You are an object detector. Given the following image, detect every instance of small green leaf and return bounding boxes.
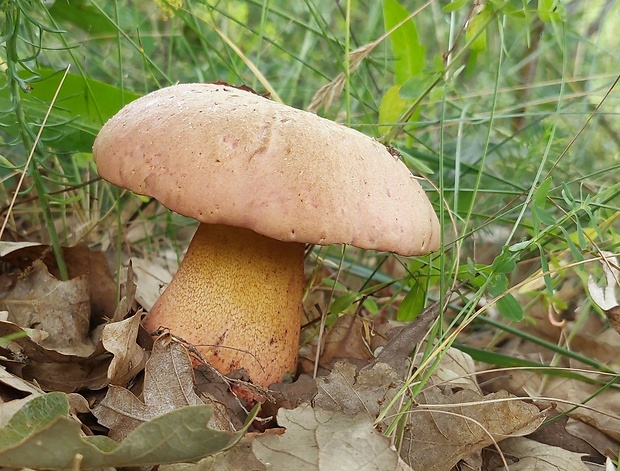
[73,151,93,169]
[442,0,470,13]
[533,177,553,208]
[490,247,517,274]
[496,294,524,321]
[560,182,575,206]
[382,0,426,84]
[537,0,567,23]
[362,297,379,315]
[379,85,410,134]
[0,155,24,170]
[503,3,528,18]
[532,178,555,231]
[559,227,584,264]
[537,244,554,296]
[509,239,531,253]
[49,0,117,35]
[331,292,359,315]
[397,282,425,322]
[533,205,557,226]
[466,5,493,51]
[462,258,489,288]
[575,218,587,249]
[399,148,434,174]
[582,204,603,241]
[399,71,442,101]
[488,274,523,321]
[488,273,508,297]
[321,278,348,292]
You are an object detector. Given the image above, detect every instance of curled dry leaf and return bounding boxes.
[373,301,442,375]
[130,256,175,311]
[431,346,480,392]
[0,241,42,257]
[102,263,148,385]
[298,314,375,377]
[308,42,381,113]
[111,261,138,323]
[0,311,146,393]
[0,318,110,392]
[0,364,43,397]
[588,251,620,334]
[101,312,147,386]
[94,335,235,442]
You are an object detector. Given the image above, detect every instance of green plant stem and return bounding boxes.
[5,6,69,280]
[344,0,351,125]
[473,314,617,374]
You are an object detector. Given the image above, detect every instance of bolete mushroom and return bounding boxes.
[93,83,440,387]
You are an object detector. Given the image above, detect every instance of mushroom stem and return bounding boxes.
[143,223,305,387]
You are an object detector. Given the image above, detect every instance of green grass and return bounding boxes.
[1,0,619,463]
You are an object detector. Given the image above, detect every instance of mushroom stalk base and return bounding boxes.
[143,223,306,387]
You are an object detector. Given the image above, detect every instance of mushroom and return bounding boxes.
[93,83,440,388]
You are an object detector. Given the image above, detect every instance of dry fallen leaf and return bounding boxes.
[314,351,544,471]
[0,364,43,397]
[314,361,402,418]
[403,388,544,471]
[428,346,481,392]
[526,414,605,461]
[0,247,150,393]
[0,242,116,324]
[252,404,413,471]
[493,371,620,442]
[373,301,441,375]
[101,263,151,385]
[565,419,619,462]
[130,256,176,311]
[319,314,374,366]
[101,312,147,386]
[492,437,591,470]
[0,260,93,357]
[0,309,150,393]
[0,241,42,257]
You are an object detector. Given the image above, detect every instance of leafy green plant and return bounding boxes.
[0,392,258,469]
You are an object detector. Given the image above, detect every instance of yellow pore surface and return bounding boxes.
[143,223,306,387]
